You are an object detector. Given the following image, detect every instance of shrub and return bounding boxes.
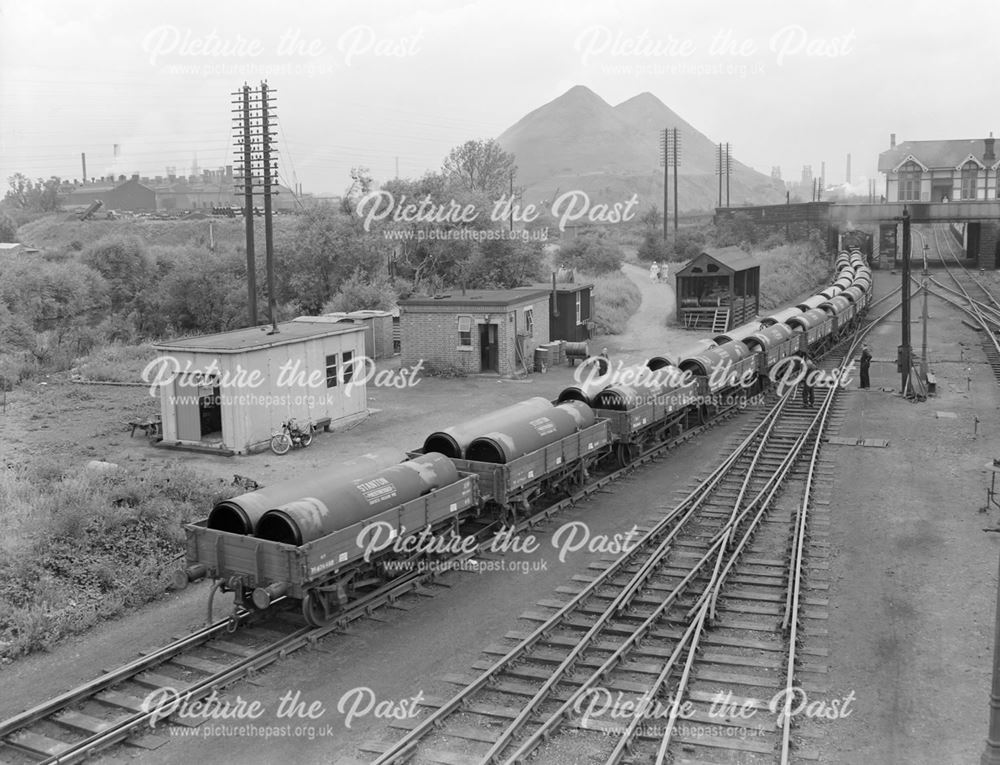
[557,232,624,274]
[637,230,670,262]
[0,461,232,659]
[324,272,398,313]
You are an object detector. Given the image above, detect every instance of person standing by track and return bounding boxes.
[859,345,873,389]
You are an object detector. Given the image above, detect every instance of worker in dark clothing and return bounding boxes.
[798,352,817,407]
[859,345,873,389]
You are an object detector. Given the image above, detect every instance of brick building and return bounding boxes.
[399,289,551,376]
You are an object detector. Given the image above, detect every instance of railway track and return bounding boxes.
[353,302,898,765]
[916,225,1000,384]
[0,395,753,765]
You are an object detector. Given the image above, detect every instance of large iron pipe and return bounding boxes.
[207,448,407,535]
[465,401,596,464]
[256,452,459,546]
[422,397,554,459]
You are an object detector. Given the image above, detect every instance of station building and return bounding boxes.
[879,134,999,203]
[398,289,551,377]
[151,322,367,455]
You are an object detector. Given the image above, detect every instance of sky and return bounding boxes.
[1,0,997,198]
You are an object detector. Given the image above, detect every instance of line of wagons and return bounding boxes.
[178,250,873,626]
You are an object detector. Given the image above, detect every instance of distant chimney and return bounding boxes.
[890,133,896,149]
[131,173,139,181]
[225,165,233,179]
[985,133,996,163]
[846,153,851,184]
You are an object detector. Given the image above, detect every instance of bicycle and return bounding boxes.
[269,419,313,455]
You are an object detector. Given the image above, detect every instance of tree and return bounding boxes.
[283,208,387,314]
[557,231,624,275]
[81,235,154,313]
[637,230,670,262]
[442,139,517,200]
[0,210,16,242]
[465,238,545,289]
[4,173,61,212]
[341,166,374,217]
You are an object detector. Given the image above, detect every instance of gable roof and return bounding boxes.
[677,247,759,277]
[878,138,997,172]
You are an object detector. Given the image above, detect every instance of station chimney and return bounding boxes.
[846,153,851,184]
[986,133,996,163]
[81,153,87,184]
[890,133,896,149]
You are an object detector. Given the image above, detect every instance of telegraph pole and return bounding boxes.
[671,128,680,234]
[717,143,723,207]
[232,81,278,332]
[898,207,911,393]
[232,84,257,326]
[725,142,731,208]
[659,128,668,242]
[260,80,278,334]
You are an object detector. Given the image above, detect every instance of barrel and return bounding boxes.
[465,401,596,464]
[207,447,406,535]
[564,341,589,359]
[255,452,459,546]
[422,397,554,459]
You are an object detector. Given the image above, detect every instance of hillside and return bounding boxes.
[498,86,785,213]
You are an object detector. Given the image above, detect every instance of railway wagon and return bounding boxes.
[679,340,760,397]
[182,472,479,626]
[819,295,856,336]
[412,419,610,516]
[786,308,835,352]
[589,377,699,465]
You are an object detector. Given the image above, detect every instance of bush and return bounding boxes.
[637,230,670,262]
[557,232,624,274]
[324,272,398,313]
[589,271,641,335]
[0,209,17,242]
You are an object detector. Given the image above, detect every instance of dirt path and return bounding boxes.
[602,262,714,366]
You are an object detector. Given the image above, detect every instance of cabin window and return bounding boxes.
[342,350,354,384]
[457,316,473,348]
[325,354,338,388]
[523,307,534,337]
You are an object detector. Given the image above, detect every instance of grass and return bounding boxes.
[589,271,641,335]
[756,242,833,310]
[0,459,231,659]
[73,342,158,383]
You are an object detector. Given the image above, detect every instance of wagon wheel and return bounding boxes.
[615,442,636,468]
[301,590,332,628]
